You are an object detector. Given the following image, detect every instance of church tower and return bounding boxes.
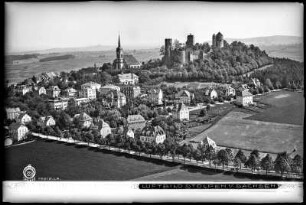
[114,35,124,70]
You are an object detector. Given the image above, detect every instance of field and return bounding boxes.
[247,90,305,125]
[5,48,161,84]
[186,91,304,156]
[5,139,177,181]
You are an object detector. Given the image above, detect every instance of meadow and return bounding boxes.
[187,91,304,157]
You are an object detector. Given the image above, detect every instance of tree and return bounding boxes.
[225,148,234,167]
[233,157,242,172]
[205,145,216,167]
[157,143,166,159]
[245,154,259,172]
[235,149,247,170]
[291,154,303,174]
[274,154,291,177]
[250,149,260,159]
[54,126,63,139]
[260,154,273,175]
[275,80,282,89]
[217,149,229,170]
[265,78,274,90]
[199,109,207,117]
[193,149,202,164]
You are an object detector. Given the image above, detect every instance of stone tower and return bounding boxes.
[164,38,172,67]
[212,34,216,47]
[186,34,194,48]
[114,35,124,69]
[216,32,224,48]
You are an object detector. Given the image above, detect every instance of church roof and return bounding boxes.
[123,54,140,66]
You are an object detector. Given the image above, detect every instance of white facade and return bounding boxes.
[49,99,69,110]
[148,89,163,105]
[118,73,139,85]
[140,134,166,144]
[38,87,46,95]
[16,85,31,95]
[40,116,56,126]
[173,103,189,121]
[9,124,29,142]
[126,129,134,138]
[79,87,96,100]
[6,108,21,120]
[236,90,253,107]
[75,98,90,106]
[17,113,32,124]
[81,81,101,91]
[97,120,112,138]
[47,86,61,98]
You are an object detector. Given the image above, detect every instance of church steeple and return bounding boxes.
[118,34,121,48]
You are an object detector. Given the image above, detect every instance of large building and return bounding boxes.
[99,84,120,95]
[175,90,194,105]
[79,87,96,100]
[74,112,93,128]
[9,123,29,142]
[148,88,163,105]
[120,85,141,101]
[47,86,61,98]
[172,102,189,121]
[127,114,146,131]
[140,124,166,144]
[106,90,127,108]
[6,107,21,120]
[123,54,141,69]
[236,89,253,107]
[81,81,101,91]
[118,73,139,85]
[113,35,124,70]
[212,32,224,48]
[48,98,69,110]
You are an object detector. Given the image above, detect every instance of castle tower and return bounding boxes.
[186,34,194,48]
[212,34,216,47]
[164,38,172,67]
[114,35,124,69]
[216,32,224,48]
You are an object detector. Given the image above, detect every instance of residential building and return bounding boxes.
[79,87,96,100]
[205,88,218,100]
[127,114,146,131]
[140,124,166,144]
[75,98,90,106]
[120,85,141,101]
[251,78,262,88]
[6,107,21,120]
[172,103,189,121]
[94,119,112,138]
[9,123,29,142]
[125,128,134,138]
[225,85,236,97]
[64,87,78,98]
[39,116,56,127]
[15,85,32,95]
[148,88,163,105]
[47,86,61,98]
[81,81,101,91]
[106,90,127,108]
[118,73,139,85]
[38,87,46,95]
[175,90,194,105]
[74,112,93,128]
[17,113,32,124]
[236,89,253,107]
[49,98,69,110]
[99,84,120,95]
[201,135,217,149]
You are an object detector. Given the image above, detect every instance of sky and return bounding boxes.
[5,1,304,53]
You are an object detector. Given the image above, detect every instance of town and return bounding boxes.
[4,32,304,181]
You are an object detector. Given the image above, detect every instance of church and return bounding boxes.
[113,35,141,70]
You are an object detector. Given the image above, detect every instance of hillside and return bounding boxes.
[225,35,303,46]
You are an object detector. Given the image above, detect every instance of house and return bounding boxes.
[205,88,218,100]
[38,87,46,95]
[17,113,32,124]
[172,102,189,121]
[74,98,90,106]
[201,135,217,149]
[9,123,29,142]
[148,88,163,105]
[251,78,262,88]
[47,86,61,98]
[81,81,101,91]
[123,54,141,69]
[74,112,93,128]
[39,116,56,127]
[6,107,21,120]
[140,124,166,144]
[99,84,120,95]
[79,87,96,100]
[118,73,139,85]
[105,90,127,108]
[48,98,69,110]
[64,87,78,98]
[127,114,146,131]
[120,85,141,101]
[94,119,112,138]
[225,85,236,97]
[15,85,32,95]
[125,128,134,138]
[175,90,194,105]
[236,89,253,107]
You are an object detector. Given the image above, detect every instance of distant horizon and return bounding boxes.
[6,2,303,54]
[7,34,303,54]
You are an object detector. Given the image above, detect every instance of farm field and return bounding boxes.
[5,140,177,181]
[191,111,303,156]
[246,90,304,125]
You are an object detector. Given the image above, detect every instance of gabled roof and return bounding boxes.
[96,119,110,130]
[176,90,192,98]
[123,54,140,66]
[18,113,30,120]
[201,135,217,148]
[127,114,145,123]
[65,87,77,92]
[74,112,92,122]
[6,107,21,113]
[49,85,60,91]
[118,73,139,79]
[237,89,253,97]
[9,122,27,130]
[141,125,165,137]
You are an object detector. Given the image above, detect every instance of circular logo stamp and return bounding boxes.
[23,164,36,180]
